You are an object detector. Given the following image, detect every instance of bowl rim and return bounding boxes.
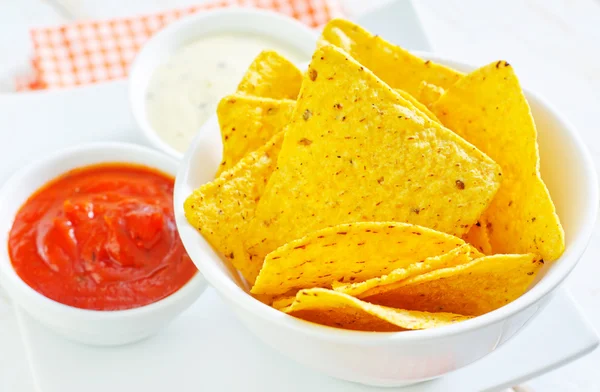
[175,52,599,344]
[128,6,319,160]
[0,142,206,321]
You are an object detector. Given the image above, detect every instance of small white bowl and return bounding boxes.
[174,55,598,386]
[0,143,207,346]
[129,7,318,160]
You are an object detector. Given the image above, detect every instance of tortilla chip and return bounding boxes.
[280,288,472,331]
[184,132,284,283]
[462,219,492,255]
[319,19,463,97]
[417,81,446,108]
[272,295,296,310]
[218,89,435,177]
[394,88,440,123]
[432,61,564,261]
[236,50,302,99]
[251,222,466,296]
[244,45,502,266]
[332,244,473,298]
[363,254,543,316]
[216,95,294,175]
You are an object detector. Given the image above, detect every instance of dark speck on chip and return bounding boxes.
[303,109,312,121]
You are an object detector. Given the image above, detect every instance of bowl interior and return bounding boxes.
[174,54,598,336]
[0,143,205,318]
[129,8,317,158]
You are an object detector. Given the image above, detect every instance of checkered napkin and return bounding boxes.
[18,0,343,91]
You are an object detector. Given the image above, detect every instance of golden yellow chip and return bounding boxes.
[216,95,294,175]
[319,19,463,97]
[236,50,302,99]
[220,85,435,178]
[469,245,485,259]
[279,288,472,332]
[185,132,284,284]
[363,254,543,316]
[332,244,473,298]
[394,88,440,123]
[417,81,446,108]
[432,61,565,261]
[462,219,492,255]
[251,222,465,296]
[244,45,502,266]
[272,295,296,310]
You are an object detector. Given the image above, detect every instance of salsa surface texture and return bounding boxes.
[9,164,197,310]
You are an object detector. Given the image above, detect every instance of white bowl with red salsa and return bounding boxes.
[0,143,206,346]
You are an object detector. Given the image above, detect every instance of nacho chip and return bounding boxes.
[394,88,440,123]
[363,254,543,316]
[319,19,463,97]
[184,132,284,283]
[251,222,466,296]
[236,50,302,99]
[216,95,294,175]
[244,45,502,266]
[432,61,564,261]
[332,244,473,298]
[280,288,471,331]
[468,245,485,259]
[417,81,446,108]
[272,295,296,310]
[218,87,435,177]
[462,219,492,255]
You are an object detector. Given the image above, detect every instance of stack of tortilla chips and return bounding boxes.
[184,19,564,332]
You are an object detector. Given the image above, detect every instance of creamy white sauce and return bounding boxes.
[145,33,306,153]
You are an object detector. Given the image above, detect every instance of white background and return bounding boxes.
[0,0,599,390]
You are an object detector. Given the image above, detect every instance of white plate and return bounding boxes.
[12,287,600,392]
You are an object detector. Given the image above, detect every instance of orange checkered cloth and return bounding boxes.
[18,0,343,91]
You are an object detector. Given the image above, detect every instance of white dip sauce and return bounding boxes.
[145,33,306,153]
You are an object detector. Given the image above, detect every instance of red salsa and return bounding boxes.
[8,164,197,310]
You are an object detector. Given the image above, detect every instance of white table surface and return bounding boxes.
[1,0,599,391]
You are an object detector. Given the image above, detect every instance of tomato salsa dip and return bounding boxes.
[8,163,197,311]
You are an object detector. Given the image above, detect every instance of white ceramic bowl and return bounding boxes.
[174,55,598,387]
[0,143,207,346]
[129,7,318,160]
